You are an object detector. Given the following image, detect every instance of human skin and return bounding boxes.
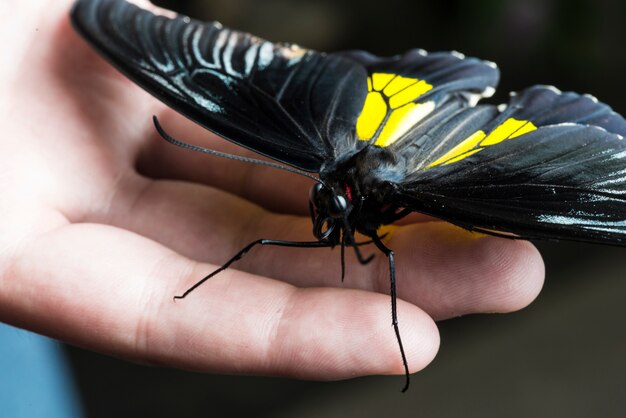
[0,0,544,381]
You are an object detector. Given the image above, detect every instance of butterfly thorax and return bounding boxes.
[310,145,408,242]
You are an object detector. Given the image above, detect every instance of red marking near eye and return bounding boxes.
[345,185,353,202]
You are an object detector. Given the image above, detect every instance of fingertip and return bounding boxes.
[269,288,440,380]
[392,223,546,318]
[339,292,440,377]
[479,238,545,313]
[402,301,440,374]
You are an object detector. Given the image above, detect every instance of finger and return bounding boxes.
[0,222,439,379]
[105,176,545,320]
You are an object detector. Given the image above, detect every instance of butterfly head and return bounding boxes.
[308,183,352,243]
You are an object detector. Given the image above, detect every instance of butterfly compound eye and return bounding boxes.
[329,195,348,218]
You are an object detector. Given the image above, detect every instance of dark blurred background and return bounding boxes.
[65,0,626,416]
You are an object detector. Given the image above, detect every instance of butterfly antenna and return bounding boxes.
[153,116,325,185]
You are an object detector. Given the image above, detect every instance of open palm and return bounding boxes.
[0,0,544,382]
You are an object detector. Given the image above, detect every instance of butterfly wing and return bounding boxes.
[393,86,626,244]
[71,0,366,171]
[71,0,500,172]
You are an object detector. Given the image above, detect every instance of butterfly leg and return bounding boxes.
[372,234,410,393]
[340,232,385,282]
[340,238,346,282]
[174,239,333,300]
[341,218,375,265]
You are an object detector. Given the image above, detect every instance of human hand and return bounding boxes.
[0,0,544,382]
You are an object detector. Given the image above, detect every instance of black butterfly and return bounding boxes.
[71,0,626,391]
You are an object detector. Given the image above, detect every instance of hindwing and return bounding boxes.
[394,86,626,244]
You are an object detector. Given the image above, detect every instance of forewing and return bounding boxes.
[72,0,503,171]
[71,0,368,171]
[395,86,626,244]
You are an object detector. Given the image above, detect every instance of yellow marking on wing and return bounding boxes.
[481,118,537,146]
[383,76,418,96]
[375,102,436,147]
[356,92,387,140]
[509,120,537,138]
[357,73,434,144]
[443,149,483,165]
[427,131,486,168]
[389,80,433,109]
[426,118,538,169]
[372,73,396,91]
